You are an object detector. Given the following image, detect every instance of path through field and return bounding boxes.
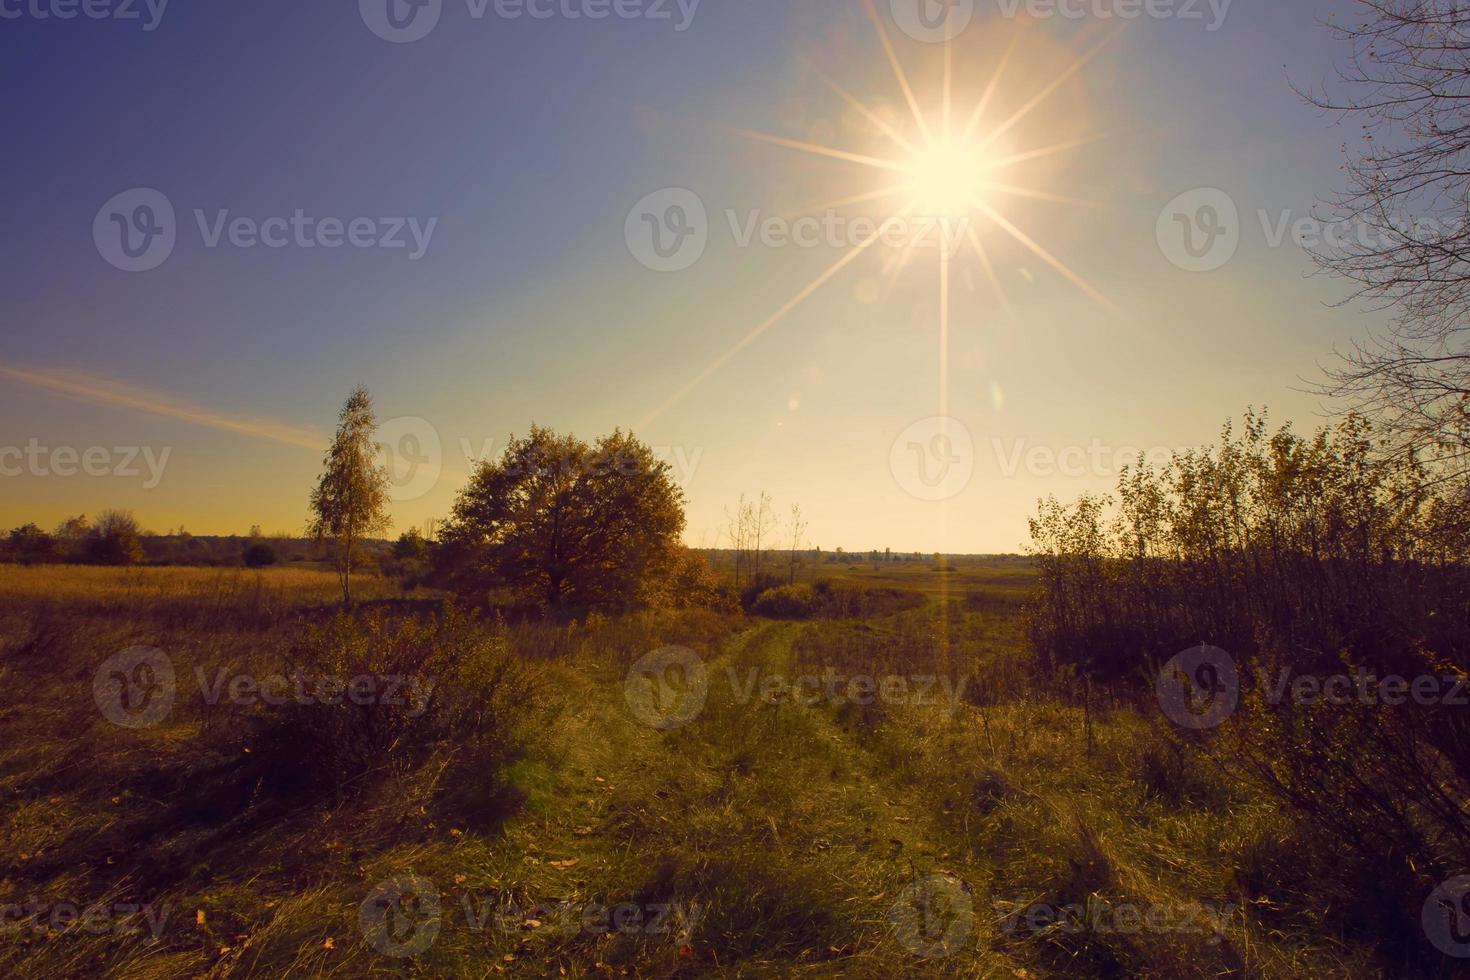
[447,621,1019,976]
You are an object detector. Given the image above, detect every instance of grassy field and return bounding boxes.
[0,563,1392,977]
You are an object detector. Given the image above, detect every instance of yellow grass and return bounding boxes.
[0,563,394,606]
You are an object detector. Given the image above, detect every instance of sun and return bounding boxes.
[640,2,1125,428]
[906,139,987,217]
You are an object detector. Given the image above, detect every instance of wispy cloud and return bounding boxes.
[0,362,325,451]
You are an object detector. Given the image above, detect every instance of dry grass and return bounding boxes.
[0,562,1408,977]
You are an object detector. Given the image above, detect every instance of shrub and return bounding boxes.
[243,543,278,568]
[88,510,144,566]
[751,583,816,618]
[1029,411,1470,968]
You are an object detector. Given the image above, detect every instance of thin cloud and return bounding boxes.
[0,362,325,451]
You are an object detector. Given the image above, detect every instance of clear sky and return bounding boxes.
[0,0,1386,552]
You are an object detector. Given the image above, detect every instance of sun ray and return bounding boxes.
[939,240,951,416]
[861,0,932,146]
[639,208,916,427]
[943,27,953,142]
[976,27,1124,154]
[959,34,1020,147]
[730,128,911,175]
[786,183,913,220]
[973,197,1124,318]
[986,134,1108,172]
[980,182,1104,208]
[966,225,1012,313]
[807,62,921,157]
[883,226,922,289]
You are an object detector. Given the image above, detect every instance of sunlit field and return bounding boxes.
[0,559,1404,977]
[9,0,1470,976]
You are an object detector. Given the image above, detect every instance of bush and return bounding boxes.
[247,605,553,825]
[243,543,278,568]
[88,510,144,566]
[751,583,816,618]
[1029,411,1470,969]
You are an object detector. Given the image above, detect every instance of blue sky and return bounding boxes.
[0,0,1388,551]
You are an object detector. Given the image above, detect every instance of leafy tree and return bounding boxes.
[6,524,58,565]
[392,527,430,563]
[54,515,90,562]
[89,510,144,566]
[309,386,391,605]
[436,426,685,607]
